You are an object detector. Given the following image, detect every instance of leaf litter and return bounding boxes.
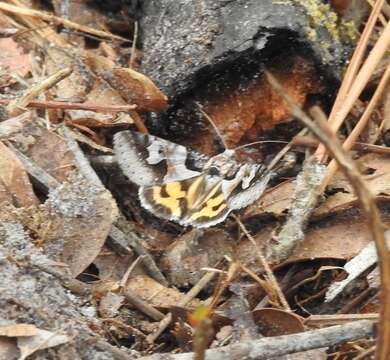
[0,1,388,359]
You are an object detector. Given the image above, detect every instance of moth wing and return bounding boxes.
[226,171,273,210]
[114,130,207,186]
[182,178,232,228]
[138,176,203,225]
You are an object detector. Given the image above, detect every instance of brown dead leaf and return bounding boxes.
[237,211,390,268]
[44,175,116,277]
[17,328,69,359]
[252,308,304,336]
[315,154,390,216]
[99,292,125,318]
[0,324,38,337]
[0,37,30,78]
[111,68,168,112]
[0,141,38,207]
[84,53,168,112]
[4,115,76,182]
[243,179,295,219]
[160,229,233,287]
[244,154,390,221]
[125,275,199,309]
[0,337,18,360]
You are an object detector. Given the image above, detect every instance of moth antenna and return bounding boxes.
[195,102,229,151]
[233,140,288,151]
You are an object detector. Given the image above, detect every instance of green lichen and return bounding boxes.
[340,19,359,41]
[296,0,342,43]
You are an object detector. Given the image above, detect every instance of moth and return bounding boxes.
[114,130,274,228]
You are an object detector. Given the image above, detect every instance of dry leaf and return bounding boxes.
[252,308,304,336]
[99,292,125,318]
[17,329,69,360]
[84,53,168,111]
[0,324,38,337]
[0,141,38,207]
[0,337,18,360]
[0,38,30,78]
[125,275,199,309]
[160,229,233,287]
[5,118,76,182]
[44,175,116,277]
[111,68,168,112]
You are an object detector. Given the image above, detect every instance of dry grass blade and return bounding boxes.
[0,2,128,42]
[322,62,390,189]
[315,0,390,161]
[234,215,290,312]
[266,71,390,360]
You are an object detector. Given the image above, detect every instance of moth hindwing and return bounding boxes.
[114,130,272,228]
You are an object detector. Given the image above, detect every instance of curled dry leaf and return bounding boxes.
[111,68,168,112]
[125,275,199,309]
[315,154,390,216]
[0,141,38,207]
[84,53,168,112]
[252,308,304,336]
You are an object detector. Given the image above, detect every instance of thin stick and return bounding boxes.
[119,255,145,288]
[234,215,291,312]
[129,21,138,69]
[139,320,375,360]
[305,313,379,326]
[266,70,390,360]
[0,2,128,42]
[123,290,165,321]
[293,136,390,155]
[146,271,216,344]
[195,102,228,150]
[0,98,137,113]
[7,67,72,116]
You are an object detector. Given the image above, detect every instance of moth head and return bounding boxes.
[204,149,239,178]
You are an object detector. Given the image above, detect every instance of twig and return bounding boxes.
[305,313,379,327]
[119,256,145,288]
[146,271,216,344]
[123,290,165,321]
[234,215,290,312]
[7,67,72,116]
[108,225,167,286]
[293,136,390,155]
[0,2,128,42]
[0,98,137,113]
[266,71,390,360]
[129,21,138,69]
[139,320,375,360]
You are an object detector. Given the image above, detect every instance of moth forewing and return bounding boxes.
[226,171,273,210]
